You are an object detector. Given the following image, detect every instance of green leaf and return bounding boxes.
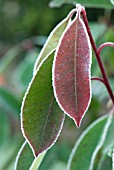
[21,51,65,157]
[112,149,114,170]
[110,0,114,5]
[15,141,34,170]
[92,79,114,101]
[49,162,66,170]
[30,151,46,170]
[97,112,114,170]
[102,114,114,151]
[49,0,114,8]
[0,136,22,170]
[0,45,22,74]
[90,23,107,42]
[33,9,75,72]
[12,50,37,90]
[0,87,20,116]
[15,141,46,170]
[0,110,11,146]
[97,153,112,170]
[67,114,113,170]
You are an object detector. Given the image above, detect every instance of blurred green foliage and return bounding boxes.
[0,0,73,44]
[0,0,114,169]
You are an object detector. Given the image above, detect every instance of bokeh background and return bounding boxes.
[0,0,114,169]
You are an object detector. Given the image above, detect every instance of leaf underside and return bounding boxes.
[33,9,74,72]
[67,114,113,170]
[53,13,92,127]
[21,52,65,157]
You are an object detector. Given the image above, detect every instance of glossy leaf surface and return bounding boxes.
[53,12,92,127]
[21,52,65,157]
[67,114,112,170]
[33,9,76,72]
[15,141,34,170]
[49,0,114,9]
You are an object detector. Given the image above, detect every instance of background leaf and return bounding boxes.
[15,137,46,170]
[97,153,112,170]
[0,136,22,170]
[34,9,73,72]
[95,112,114,170]
[12,49,38,91]
[0,110,11,146]
[112,149,114,170]
[67,114,112,170]
[49,0,114,8]
[0,45,22,74]
[0,87,20,116]
[15,141,34,170]
[49,161,66,170]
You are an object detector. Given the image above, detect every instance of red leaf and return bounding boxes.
[53,11,92,127]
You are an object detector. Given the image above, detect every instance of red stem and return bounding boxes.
[91,77,105,85]
[98,42,114,55]
[81,8,114,104]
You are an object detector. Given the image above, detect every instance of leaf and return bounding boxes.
[96,111,114,170]
[53,10,92,127]
[0,136,22,170]
[14,141,34,170]
[89,23,107,42]
[33,9,76,72]
[67,114,113,170]
[92,79,114,101]
[0,87,20,116]
[49,161,66,170]
[30,151,46,170]
[49,0,114,9]
[12,49,37,90]
[102,113,114,151]
[97,153,112,170]
[0,110,10,146]
[21,51,65,157]
[112,149,114,170]
[0,45,22,73]
[110,0,114,5]
[15,141,46,170]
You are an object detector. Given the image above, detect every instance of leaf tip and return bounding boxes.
[74,118,81,128]
[34,151,38,157]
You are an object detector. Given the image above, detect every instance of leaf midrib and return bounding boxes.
[74,18,79,113]
[38,96,54,150]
